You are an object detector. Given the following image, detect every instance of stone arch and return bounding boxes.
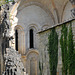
[15,25,24,32]
[17,4,55,31]
[26,49,39,57]
[26,24,38,32]
[25,24,39,50]
[26,50,39,75]
[15,25,25,54]
[61,1,73,22]
[17,1,55,24]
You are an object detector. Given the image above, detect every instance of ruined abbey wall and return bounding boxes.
[38,19,75,75]
[0,0,75,75]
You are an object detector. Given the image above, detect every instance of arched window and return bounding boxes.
[15,30,18,51]
[30,29,34,48]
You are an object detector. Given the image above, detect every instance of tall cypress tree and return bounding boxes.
[68,22,75,75]
[48,28,58,75]
[60,24,68,75]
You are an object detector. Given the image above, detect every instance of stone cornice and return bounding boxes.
[38,19,75,33]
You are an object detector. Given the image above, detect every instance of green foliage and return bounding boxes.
[60,24,68,75]
[67,22,75,75]
[48,28,58,75]
[5,0,14,3]
[0,0,14,6]
[60,22,75,75]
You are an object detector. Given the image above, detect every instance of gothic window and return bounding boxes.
[15,30,18,51]
[30,29,34,48]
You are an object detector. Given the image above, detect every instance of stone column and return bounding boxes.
[69,0,75,18]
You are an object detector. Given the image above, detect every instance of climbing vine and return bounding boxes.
[60,24,68,75]
[67,22,75,75]
[48,28,58,75]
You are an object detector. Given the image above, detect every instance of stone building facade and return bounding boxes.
[0,0,75,75]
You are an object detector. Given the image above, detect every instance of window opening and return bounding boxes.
[15,30,18,51]
[30,29,34,48]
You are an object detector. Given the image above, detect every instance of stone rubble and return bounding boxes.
[2,48,28,75]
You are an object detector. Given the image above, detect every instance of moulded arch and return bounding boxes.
[26,24,39,32]
[15,25,24,31]
[26,49,39,58]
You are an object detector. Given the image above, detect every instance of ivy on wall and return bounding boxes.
[60,24,68,75]
[48,28,58,75]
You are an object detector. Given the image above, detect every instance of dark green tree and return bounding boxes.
[60,24,68,75]
[48,28,58,75]
[67,22,75,75]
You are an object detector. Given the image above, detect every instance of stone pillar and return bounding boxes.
[69,0,75,18]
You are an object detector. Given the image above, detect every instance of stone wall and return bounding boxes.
[16,4,54,51]
[38,19,75,75]
[14,0,74,53]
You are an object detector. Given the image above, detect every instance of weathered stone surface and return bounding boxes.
[2,48,28,75]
